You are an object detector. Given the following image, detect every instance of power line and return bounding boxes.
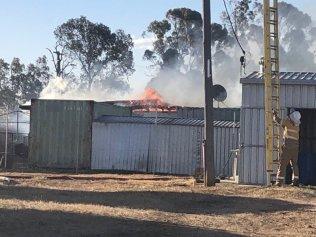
[222,0,246,55]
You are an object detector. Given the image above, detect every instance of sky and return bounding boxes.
[0,0,314,94]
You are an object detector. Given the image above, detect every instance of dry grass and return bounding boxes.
[0,172,315,237]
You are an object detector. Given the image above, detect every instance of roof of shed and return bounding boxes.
[95,115,240,128]
[241,71,316,85]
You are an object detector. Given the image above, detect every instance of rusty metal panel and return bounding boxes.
[29,99,94,169]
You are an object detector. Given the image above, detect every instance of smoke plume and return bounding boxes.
[143,2,316,107]
[40,76,130,101]
[40,2,316,107]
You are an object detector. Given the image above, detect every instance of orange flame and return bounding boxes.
[131,87,177,112]
[140,87,164,105]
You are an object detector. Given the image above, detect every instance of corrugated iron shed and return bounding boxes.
[28,99,131,169]
[175,107,241,122]
[241,71,316,84]
[240,71,316,185]
[92,116,239,177]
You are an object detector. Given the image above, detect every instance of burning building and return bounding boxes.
[107,87,241,122]
[21,88,241,178]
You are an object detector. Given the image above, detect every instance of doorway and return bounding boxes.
[297,109,316,185]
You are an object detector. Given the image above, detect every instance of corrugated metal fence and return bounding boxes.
[91,116,239,176]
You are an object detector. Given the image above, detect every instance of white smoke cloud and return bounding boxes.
[40,76,130,101]
[39,3,316,109]
[133,36,155,49]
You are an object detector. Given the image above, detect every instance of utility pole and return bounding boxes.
[203,0,215,186]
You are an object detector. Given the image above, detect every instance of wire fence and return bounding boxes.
[0,107,29,169]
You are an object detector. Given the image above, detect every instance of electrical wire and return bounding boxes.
[222,0,246,55]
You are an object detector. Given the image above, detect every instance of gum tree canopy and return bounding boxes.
[55,16,134,92]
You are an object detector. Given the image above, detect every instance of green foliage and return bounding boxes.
[221,0,261,35]
[144,8,231,71]
[54,16,134,91]
[0,56,50,108]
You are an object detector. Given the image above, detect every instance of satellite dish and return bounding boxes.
[213,84,227,102]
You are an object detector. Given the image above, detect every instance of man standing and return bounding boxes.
[273,109,301,186]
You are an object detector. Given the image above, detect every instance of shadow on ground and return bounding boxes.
[0,185,310,215]
[0,208,244,237]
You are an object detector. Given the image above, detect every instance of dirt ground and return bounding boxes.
[0,172,315,237]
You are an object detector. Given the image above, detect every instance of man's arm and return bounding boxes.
[273,110,282,125]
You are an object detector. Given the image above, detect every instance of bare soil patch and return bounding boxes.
[0,172,315,237]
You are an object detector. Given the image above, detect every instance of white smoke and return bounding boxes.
[40,77,68,98]
[147,69,204,107]
[145,2,316,108]
[39,3,316,108]
[133,36,155,50]
[40,76,130,101]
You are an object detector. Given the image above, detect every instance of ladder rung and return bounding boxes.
[270,7,277,12]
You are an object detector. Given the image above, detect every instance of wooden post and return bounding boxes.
[203,0,215,186]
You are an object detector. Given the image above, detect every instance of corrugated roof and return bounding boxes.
[95,115,240,128]
[241,71,316,85]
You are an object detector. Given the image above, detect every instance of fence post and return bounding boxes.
[4,106,8,169]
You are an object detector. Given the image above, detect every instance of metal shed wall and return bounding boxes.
[94,102,131,119]
[240,72,316,184]
[29,99,94,169]
[92,123,150,172]
[147,124,203,175]
[91,117,240,176]
[92,122,202,175]
[176,107,241,122]
[214,125,239,177]
[28,100,132,169]
[134,107,241,122]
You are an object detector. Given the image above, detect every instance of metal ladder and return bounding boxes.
[264,0,281,184]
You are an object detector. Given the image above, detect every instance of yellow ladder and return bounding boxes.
[264,0,281,184]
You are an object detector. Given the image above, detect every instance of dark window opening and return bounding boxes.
[294,109,316,185]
